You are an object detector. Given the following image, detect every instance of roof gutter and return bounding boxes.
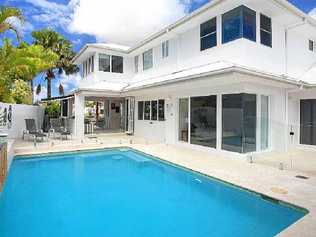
[122,66,308,93]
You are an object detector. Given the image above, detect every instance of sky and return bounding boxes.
[1,0,316,101]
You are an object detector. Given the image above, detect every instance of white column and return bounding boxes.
[108,99,112,129]
[216,94,222,150]
[217,15,222,47]
[188,97,191,144]
[94,53,98,72]
[74,93,85,139]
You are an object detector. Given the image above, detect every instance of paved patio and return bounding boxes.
[9,135,316,237]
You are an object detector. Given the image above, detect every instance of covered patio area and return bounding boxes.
[84,96,125,135]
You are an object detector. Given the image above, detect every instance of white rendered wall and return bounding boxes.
[74,93,85,139]
[0,102,44,139]
[127,73,292,153]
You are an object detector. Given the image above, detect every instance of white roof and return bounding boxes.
[301,65,316,84]
[79,81,129,92]
[90,43,131,51]
[79,60,304,93]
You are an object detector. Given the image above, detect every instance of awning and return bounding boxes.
[41,94,75,102]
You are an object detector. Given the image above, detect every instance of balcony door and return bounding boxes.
[300,99,316,146]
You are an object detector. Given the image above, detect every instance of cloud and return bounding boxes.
[23,0,209,46]
[68,0,200,45]
[309,8,316,19]
[5,16,34,36]
[56,72,82,93]
[24,0,73,28]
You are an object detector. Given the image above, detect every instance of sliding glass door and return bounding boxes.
[300,99,316,145]
[261,95,269,150]
[190,96,217,148]
[222,94,256,153]
[179,98,189,142]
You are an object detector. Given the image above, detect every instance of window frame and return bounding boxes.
[111,55,124,73]
[137,100,165,121]
[162,41,169,58]
[222,5,256,44]
[260,14,272,47]
[61,99,69,118]
[151,101,158,121]
[200,17,217,51]
[134,55,139,73]
[144,101,151,120]
[309,39,314,52]
[143,49,153,71]
[99,53,111,72]
[158,100,165,121]
[138,101,144,120]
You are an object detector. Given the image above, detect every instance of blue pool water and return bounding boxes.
[0,148,306,237]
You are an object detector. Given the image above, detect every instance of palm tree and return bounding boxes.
[32,29,79,98]
[0,39,58,103]
[0,6,23,41]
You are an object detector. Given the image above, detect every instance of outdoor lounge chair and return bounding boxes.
[49,118,71,140]
[23,119,47,142]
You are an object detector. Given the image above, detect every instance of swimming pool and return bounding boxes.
[0,148,307,237]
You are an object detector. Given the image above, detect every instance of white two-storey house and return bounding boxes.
[66,0,316,156]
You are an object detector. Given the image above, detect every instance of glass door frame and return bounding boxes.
[256,94,271,152]
[177,93,271,154]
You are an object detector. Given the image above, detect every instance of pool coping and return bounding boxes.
[11,144,316,236]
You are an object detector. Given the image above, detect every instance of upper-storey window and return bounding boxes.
[112,55,123,73]
[200,17,217,51]
[82,55,94,77]
[134,56,139,73]
[309,40,314,52]
[162,41,169,58]
[99,54,123,73]
[143,49,153,71]
[99,54,110,72]
[260,14,272,47]
[222,6,256,44]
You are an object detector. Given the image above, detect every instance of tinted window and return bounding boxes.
[309,40,314,52]
[222,6,256,44]
[162,41,169,58]
[243,7,256,41]
[190,96,217,148]
[112,56,123,73]
[158,100,165,121]
[260,14,272,47]
[222,93,256,153]
[143,49,153,70]
[151,101,158,120]
[99,54,110,72]
[138,101,143,120]
[200,18,217,51]
[62,100,68,117]
[144,101,151,120]
[134,56,139,73]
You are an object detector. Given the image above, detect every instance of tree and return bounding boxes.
[10,79,32,104]
[32,29,79,98]
[0,39,58,103]
[0,6,23,41]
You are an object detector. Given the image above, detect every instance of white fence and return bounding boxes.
[0,102,44,139]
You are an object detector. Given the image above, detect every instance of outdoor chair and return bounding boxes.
[23,119,47,142]
[49,118,72,140]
